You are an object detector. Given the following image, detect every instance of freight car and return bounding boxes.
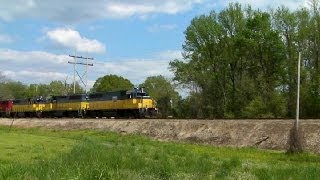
[0,88,157,118]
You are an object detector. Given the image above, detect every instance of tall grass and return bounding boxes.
[0,126,319,179]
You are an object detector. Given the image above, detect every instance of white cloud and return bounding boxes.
[0,0,309,23]
[147,24,178,32]
[219,0,307,10]
[2,70,67,83]
[0,48,68,66]
[154,50,183,60]
[46,28,106,54]
[104,1,204,18]
[0,34,14,43]
[0,0,205,23]
[0,48,179,88]
[0,49,71,84]
[93,50,182,85]
[95,59,172,85]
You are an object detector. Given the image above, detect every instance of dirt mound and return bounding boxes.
[1,118,319,153]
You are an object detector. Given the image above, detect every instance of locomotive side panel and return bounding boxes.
[51,94,88,117]
[0,100,13,117]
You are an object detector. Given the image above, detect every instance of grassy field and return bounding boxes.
[0,126,319,179]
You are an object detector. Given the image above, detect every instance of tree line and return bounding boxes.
[0,73,84,100]
[170,2,320,119]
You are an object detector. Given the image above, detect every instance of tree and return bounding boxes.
[48,81,65,95]
[25,80,82,98]
[170,3,253,118]
[140,75,180,118]
[26,84,48,98]
[300,1,320,118]
[66,82,85,95]
[1,81,28,99]
[0,73,8,99]
[48,81,84,95]
[170,9,227,118]
[243,11,287,118]
[170,3,288,119]
[91,74,133,92]
[272,6,300,117]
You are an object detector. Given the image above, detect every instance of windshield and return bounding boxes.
[137,92,148,97]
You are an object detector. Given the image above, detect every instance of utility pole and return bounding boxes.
[296,52,301,131]
[287,51,303,153]
[68,54,93,94]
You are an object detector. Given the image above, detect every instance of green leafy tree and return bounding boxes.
[301,1,320,118]
[25,81,85,99]
[91,75,133,92]
[217,3,248,117]
[66,82,85,95]
[26,84,45,98]
[0,73,9,99]
[48,80,84,95]
[2,81,28,99]
[243,11,287,118]
[170,3,287,118]
[140,75,180,118]
[272,6,299,117]
[170,10,226,118]
[48,81,65,95]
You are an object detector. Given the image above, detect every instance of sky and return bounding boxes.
[0,0,308,91]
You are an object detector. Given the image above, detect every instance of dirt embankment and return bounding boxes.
[1,118,320,153]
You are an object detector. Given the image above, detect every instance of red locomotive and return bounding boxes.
[0,100,13,117]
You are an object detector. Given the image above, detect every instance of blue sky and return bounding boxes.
[0,0,307,91]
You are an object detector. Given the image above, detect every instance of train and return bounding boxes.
[0,88,157,118]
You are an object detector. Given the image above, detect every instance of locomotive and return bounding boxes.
[0,88,157,118]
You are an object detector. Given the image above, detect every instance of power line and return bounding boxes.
[69,55,94,60]
[68,53,94,94]
[68,61,93,66]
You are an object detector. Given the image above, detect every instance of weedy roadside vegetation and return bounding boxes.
[0,126,319,179]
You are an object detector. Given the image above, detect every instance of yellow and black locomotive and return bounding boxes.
[0,88,157,118]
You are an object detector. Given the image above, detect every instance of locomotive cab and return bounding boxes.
[126,88,157,117]
[126,88,150,99]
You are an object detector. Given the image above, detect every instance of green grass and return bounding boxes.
[0,126,319,179]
